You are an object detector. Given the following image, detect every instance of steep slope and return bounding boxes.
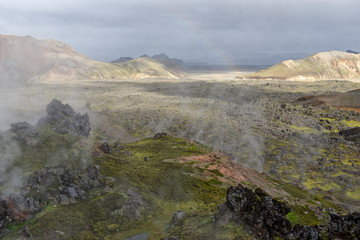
[0,35,184,83]
[239,51,360,80]
[295,88,360,109]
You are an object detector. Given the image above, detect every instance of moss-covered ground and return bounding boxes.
[265,104,360,209]
[3,134,352,239]
[4,136,253,239]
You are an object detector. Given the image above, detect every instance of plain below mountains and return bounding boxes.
[0,35,185,83]
[239,51,360,80]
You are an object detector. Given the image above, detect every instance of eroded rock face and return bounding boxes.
[216,184,321,240]
[37,99,91,137]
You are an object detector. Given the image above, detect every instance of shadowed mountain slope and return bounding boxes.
[295,88,360,109]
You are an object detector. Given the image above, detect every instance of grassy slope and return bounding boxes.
[74,58,182,80]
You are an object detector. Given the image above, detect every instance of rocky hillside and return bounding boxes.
[0,35,184,83]
[295,88,360,109]
[239,51,360,80]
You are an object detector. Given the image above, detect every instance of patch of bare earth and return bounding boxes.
[166,152,297,202]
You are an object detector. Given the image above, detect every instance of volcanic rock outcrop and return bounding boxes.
[328,212,360,239]
[216,184,360,239]
[0,165,108,236]
[10,99,90,142]
[216,184,321,240]
[239,51,360,80]
[38,99,91,137]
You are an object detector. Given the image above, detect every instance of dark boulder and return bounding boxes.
[10,122,36,135]
[9,121,38,144]
[170,211,186,226]
[339,127,360,141]
[153,132,168,139]
[0,200,8,229]
[328,212,360,239]
[120,190,144,220]
[100,142,112,154]
[286,225,321,240]
[216,184,292,239]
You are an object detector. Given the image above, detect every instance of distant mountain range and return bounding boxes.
[0,35,185,83]
[346,49,359,54]
[239,51,360,80]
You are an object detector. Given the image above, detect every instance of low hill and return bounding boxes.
[238,51,360,80]
[295,88,360,109]
[151,53,185,69]
[111,53,186,70]
[113,57,187,78]
[0,35,184,83]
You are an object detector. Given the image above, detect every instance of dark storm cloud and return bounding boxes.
[0,0,359,64]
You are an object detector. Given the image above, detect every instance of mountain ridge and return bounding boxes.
[0,35,184,83]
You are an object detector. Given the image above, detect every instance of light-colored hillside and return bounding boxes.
[239,51,360,80]
[0,35,184,83]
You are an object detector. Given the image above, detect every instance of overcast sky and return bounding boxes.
[0,0,359,64]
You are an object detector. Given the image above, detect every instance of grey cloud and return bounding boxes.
[0,0,359,64]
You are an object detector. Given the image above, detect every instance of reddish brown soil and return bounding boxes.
[166,152,292,201]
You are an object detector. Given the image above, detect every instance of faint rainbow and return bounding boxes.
[158,3,234,65]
